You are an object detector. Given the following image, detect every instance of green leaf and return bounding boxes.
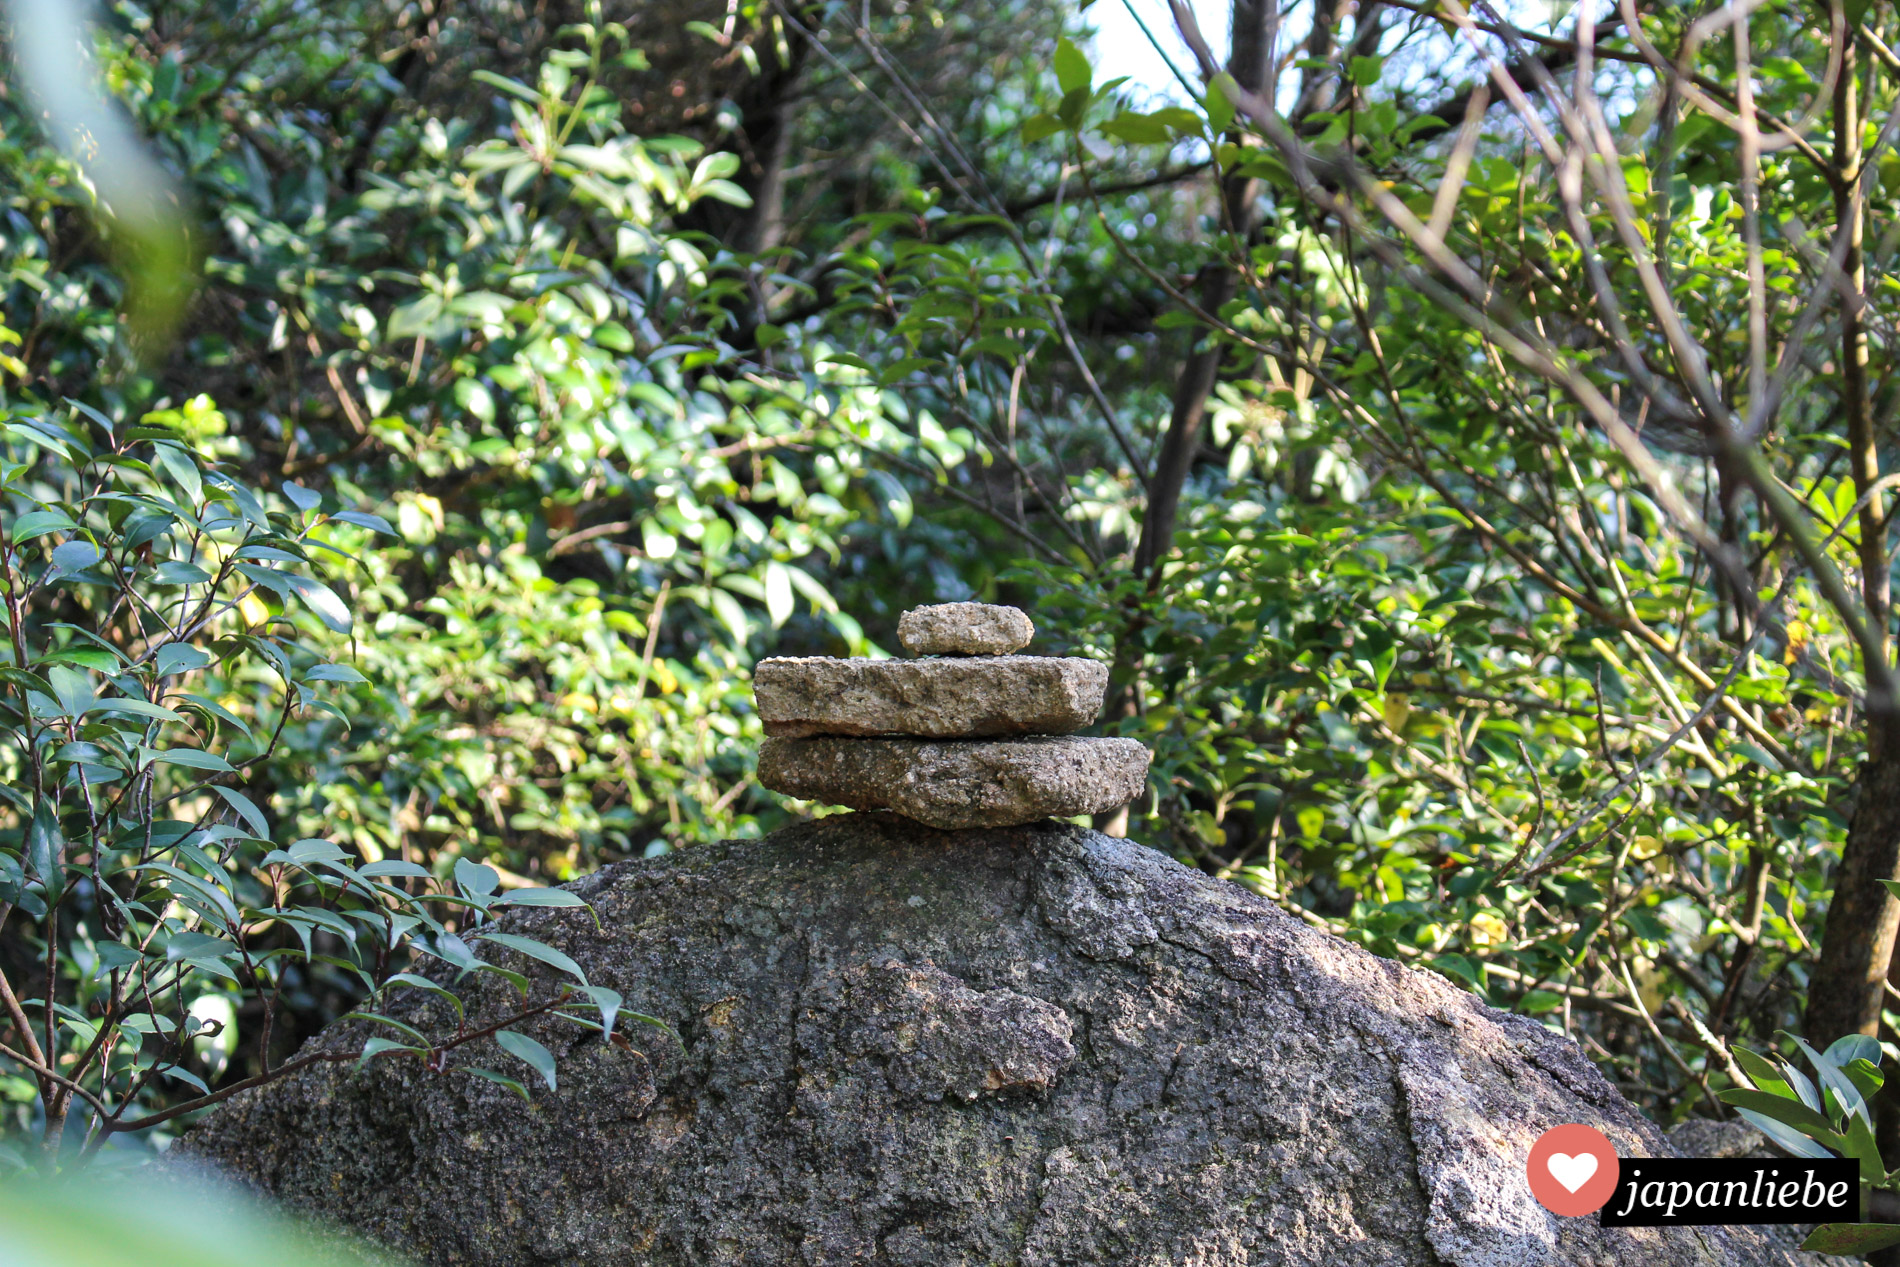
[1843,1057,1885,1101]
[283,482,322,513]
[342,1011,430,1045]
[1205,75,1237,134]
[492,887,589,909]
[4,422,73,461]
[153,642,212,678]
[1801,1224,1900,1254]
[26,800,63,903]
[1823,1034,1882,1068]
[1733,1107,1837,1158]
[153,560,213,586]
[380,972,465,1019]
[471,68,541,102]
[1100,113,1171,145]
[1053,37,1091,95]
[358,1035,423,1070]
[50,539,102,573]
[288,838,350,866]
[212,785,269,838]
[1796,1035,1872,1126]
[496,1030,557,1092]
[153,1063,210,1095]
[331,511,394,535]
[46,664,94,716]
[135,862,238,924]
[360,860,432,879]
[1718,1089,1842,1146]
[455,858,500,897]
[139,745,235,773]
[63,397,114,435]
[8,509,78,543]
[284,574,353,633]
[150,441,204,507]
[177,693,254,740]
[1732,1046,1794,1097]
[1021,113,1065,144]
[764,561,794,628]
[571,984,621,1037]
[696,179,753,208]
[1843,1099,1886,1184]
[477,932,588,985]
[1149,107,1206,134]
[163,929,238,966]
[36,647,117,672]
[87,697,184,723]
[303,663,368,684]
[458,1066,530,1100]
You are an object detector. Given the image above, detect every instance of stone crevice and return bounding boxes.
[1386,1054,1455,1267]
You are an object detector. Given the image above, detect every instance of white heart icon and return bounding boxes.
[1546,1151,1598,1193]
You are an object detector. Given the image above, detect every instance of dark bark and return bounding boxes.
[1832,28,1889,666]
[676,16,812,255]
[1806,27,1899,1054]
[180,814,1822,1265]
[1810,712,1900,1046]
[1132,0,1276,578]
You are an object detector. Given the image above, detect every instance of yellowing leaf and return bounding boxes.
[1784,619,1810,665]
[1468,912,1508,948]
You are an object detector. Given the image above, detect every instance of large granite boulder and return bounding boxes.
[179,816,1828,1266]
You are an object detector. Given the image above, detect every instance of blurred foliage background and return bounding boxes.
[3,0,1900,1179]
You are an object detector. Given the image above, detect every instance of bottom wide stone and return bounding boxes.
[179,816,1820,1267]
[758,735,1150,829]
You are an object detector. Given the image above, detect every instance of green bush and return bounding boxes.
[0,410,634,1162]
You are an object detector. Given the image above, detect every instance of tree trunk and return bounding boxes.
[1810,711,1900,1044]
[675,10,812,257]
[1131,0,1276,577]
[1103,0,1278,755]
[1805,23,1898,1047]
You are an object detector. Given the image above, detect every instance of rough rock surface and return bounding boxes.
[897,602,1034,656]
[753,655,1106,739]
[758,735,1150,828]
[181,816,1831,1267]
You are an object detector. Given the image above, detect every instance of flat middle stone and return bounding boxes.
[754,656,1107,739]
[757,735,1151,829]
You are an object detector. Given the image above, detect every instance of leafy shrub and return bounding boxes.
[0,408,630,1163]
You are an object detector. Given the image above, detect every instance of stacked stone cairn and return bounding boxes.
[754,602,1150,829]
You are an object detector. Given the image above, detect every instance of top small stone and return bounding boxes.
[897,603,1034,657]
